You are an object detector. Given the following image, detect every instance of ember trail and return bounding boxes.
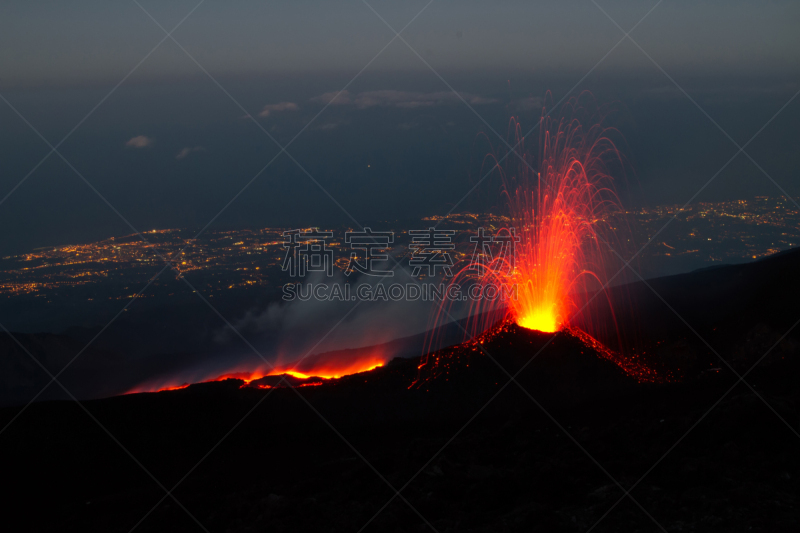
[450,93,629,337]
[504,94,626,333]
[417,93,654,384]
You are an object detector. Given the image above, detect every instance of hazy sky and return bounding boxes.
[1,0,799,254]
[1,1,799,87]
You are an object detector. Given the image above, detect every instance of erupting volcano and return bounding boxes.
[131,93,657,396]
[481,92,627,335]
[418,93,655,384]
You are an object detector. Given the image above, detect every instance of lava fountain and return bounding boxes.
[431,92,632,353]
[502,93,626,333]
[411,93,660,386]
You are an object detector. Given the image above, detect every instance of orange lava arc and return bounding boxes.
[446,92,629,340]
[508,121,623,334]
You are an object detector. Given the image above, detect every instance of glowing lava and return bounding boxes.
[506,95,627,335]
[454,92,628,338]
[415,318,673,386]
[415,92,638,390]
[128,356,385,394]
[516,310,558,333]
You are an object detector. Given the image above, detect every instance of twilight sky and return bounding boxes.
[2,1,798,86]
[0,0,798,254]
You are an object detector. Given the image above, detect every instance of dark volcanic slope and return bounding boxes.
[1,250,800,532]
[2,339,799,531]
[576,246,800,373]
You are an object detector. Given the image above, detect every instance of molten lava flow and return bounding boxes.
[127,353,386,394]
[282,370,310,380]
[158,383,191,392]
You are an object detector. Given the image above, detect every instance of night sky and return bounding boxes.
[1,0,799,255]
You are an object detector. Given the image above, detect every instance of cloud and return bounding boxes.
[176,146,204,160]
[125,135,153,148]
[258,101,299,117]
[311,91,350,106]
[311,90,499,109]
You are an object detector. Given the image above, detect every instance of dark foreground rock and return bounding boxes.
[1,331,799,532]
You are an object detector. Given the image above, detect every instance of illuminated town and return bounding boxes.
[0,197,796,301]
